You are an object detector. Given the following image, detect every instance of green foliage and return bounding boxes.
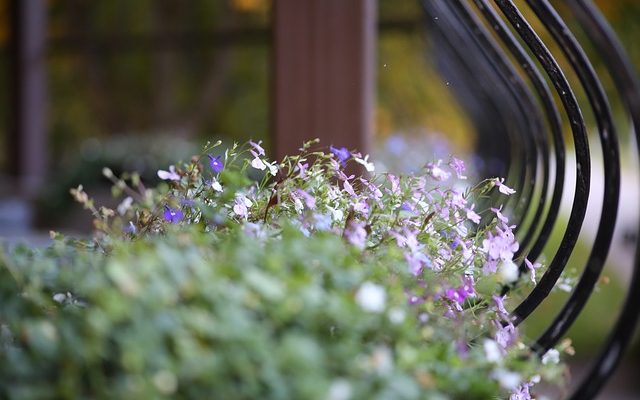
[0,141,566,399]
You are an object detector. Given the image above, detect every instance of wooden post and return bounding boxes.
[8,0,47,196]
[272,0,376,163]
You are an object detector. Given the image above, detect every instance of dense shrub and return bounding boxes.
[0,141,566,399]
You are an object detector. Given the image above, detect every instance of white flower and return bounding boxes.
[157,165,180,181]
[388,308,406,325]
[492,368,522,390]
[327,379,352,400]
[426,160,451,181]
[52,293,67,303]
[330,207,344,222]
[355,282,386,313]
[117,196,133,215]
[498,259,519,283]
[370,346,393,375]
[233,195,253,218]
[353,154,375,172]
[484,339,503,363]
[541,349,560,365]
[251,156,267,171]
[211,178,223,192]
[266,162,279,176]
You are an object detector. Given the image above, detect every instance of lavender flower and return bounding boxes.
[233,195,252,219]
[330,145,350,166]
[495,321,518,349]
[449,157,467,179]
[250,150,267,171]
[249,140,265,156]
[524,258,542,284]
[295,189,316,210]
[157,165,180,181]
[163,206,184,223]
[426,160,451,181]
[495,178,516,195]
[510,382,533,400]
[344,220,367,249]
[208,154,224,173]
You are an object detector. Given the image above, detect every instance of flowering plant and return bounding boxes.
[0,140,568,399]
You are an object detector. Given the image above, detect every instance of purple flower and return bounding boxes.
[157,165,180,181]
[510,382,533,400]
[400,202,414,212]
[482,227,519,262]
[449,157,467,179]
[208,154,224,173]
[330,145,350,166]
[495,321,518,348]
[495,178,516,195]
[124,221,137,234]
[493,295,509,317]
[344,220,367,249]
[524,258,542,284]
[491,206,509,223]
[466,206,481,224]
[443,276,476,311]
[404,252,431,276]
[343,180,357,197]
[426,160,451,181]
[249,140,265,156]
[457,275,475,299]
[387,174,400,194]
[233,195,252,218]
[163,206,184,223]
[295,161,309,178]
[294,189,316,210]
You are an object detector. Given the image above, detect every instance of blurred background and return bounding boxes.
[0,0,639,397]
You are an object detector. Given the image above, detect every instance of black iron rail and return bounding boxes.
[421,0,640,398]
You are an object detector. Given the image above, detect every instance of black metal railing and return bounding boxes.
[420,1,640,398]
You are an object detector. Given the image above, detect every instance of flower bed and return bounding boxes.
[0,140,567,399]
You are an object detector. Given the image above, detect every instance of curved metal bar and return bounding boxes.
[473,0,563,262]
[433,1,530,224]
[491,0,591,326]
[525,0,620,355]
[420,0,526,196]
[446,1,544,233]
[564,0,640,397]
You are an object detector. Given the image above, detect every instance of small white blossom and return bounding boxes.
[492,368,522,390]
[327,379,352,400]
[498,259,519,283]
[251,156,267,171]
[353,154,375,172]
[484,339,503,363]
[370,346,393,375]
[117,196,133,215]
[426,160,451,181]
[211,178,223,192]
[388,308,406,325]
[541,349,560,365]
[355,282,386,313]
[266,162,279,176]
[52,293,67,303]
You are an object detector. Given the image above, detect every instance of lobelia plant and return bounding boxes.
[0,139,570,399]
